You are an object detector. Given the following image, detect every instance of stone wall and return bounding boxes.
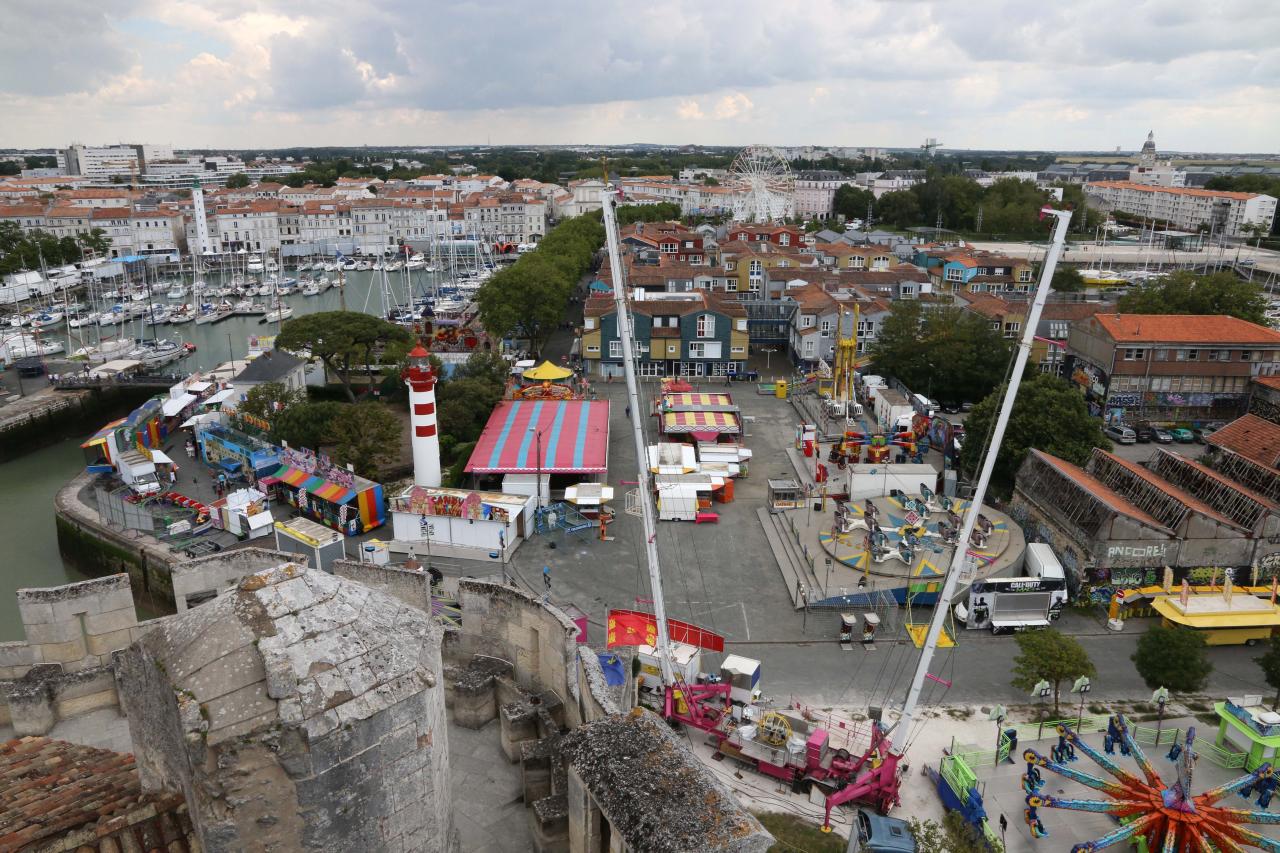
[332,558,431,612]
[171,546,297,611]
[0,573,149,735]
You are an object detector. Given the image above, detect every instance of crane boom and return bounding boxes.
[890,207,1073,754]
[600,187,675,686]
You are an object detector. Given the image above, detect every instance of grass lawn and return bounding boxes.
[756,812,848,852]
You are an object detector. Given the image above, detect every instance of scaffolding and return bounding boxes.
[1088,450,1193,533]
[1016,453,1115,541]
[1212,450,1280,505]
[1149,449,1271,533]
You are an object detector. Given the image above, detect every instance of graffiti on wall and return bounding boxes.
[1106,543,1169,564]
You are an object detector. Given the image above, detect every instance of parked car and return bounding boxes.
[1152,428,1174,444]
[850,809,917,853]
[1134,424,1154,443]
[1105,424,1137,444]
[1169,427,1195,443]
[1194,422,1226,443]
[940,400,963,414]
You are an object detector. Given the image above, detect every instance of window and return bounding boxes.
[696,314,716,338]
[848,257,865,269]
[799,314,815,329]
[1175,349,1198,361]
[1003,322,1021,338]
[1048,321,1068,339]
[1018,269,1033,282]
[609,340,622,358]
[1207,349,1231,361]
[731,346,746,354]
[687,341,720,358]
[749,260,763,277]
[804,340,816,356]
[945,267,964,282]
[586,345,600,354]
[900,285,916,298]
[780,234,791,246]
[736,319,747,331]
[1154,348,1168,361]
[583,317,597,330]
[820,320,833,337]
[1122,348,1146,361]
[1240,350,1256,361]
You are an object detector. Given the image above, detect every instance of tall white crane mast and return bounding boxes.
[600,186,676,686]
[890,207,1073,754]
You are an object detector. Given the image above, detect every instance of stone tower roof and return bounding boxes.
[131,562,440,747]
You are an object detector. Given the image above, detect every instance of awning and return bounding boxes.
[150,449,174,465]
[218,458,243,472]
[187,381,213,393]
[81,418,126,449]
[466,400,610,474]
[522,360,573,381]
[180,412,220,429]
[270,465,356,504]
[204,388,237,407]
[162,393,196,417]
[661,410,740,434]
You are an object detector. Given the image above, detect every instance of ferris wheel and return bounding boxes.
[729,145,795,223]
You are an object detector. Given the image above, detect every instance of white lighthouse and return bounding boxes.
[404,343,441,487]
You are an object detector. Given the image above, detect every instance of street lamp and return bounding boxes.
[1032,679,1052,739]
[1072,676,1092,731]
[1152,686,1170,744]
[989,704,1008,763]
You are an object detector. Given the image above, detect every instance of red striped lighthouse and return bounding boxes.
[403,343,441,487]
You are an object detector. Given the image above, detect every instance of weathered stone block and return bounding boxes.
[22,619,81,645]
[83,606,138,636]
[86,627,134,657]
[16,601,54,626]
[35,637,87,665]
[182,642,265,705]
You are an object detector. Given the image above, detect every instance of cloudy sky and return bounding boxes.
[1,0,1277,152]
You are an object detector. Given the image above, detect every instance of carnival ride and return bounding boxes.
[602,186,1081,826]
[1023,717,1280,852]
[728,145,795,223]
[828,429,918,466]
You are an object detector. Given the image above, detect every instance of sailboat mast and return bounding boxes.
[890,208,1072,756]
[600,187,675,686]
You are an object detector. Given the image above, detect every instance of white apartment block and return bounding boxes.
[130,211,182,256]
[57,143,175,182]
[141,156,249,189]
[1084,181,1277,238]
[461,195,547,243]
[351,201,450,252]
[794,171,854,220]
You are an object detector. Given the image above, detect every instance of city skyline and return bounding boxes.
[1,0,1278,153]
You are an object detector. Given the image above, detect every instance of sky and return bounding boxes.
[1,0,1277,153]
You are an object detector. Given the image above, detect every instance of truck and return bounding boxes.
[847,809,917,853]
[117,450,161,496]
[873,388,914,434]
[956,543,1069,634]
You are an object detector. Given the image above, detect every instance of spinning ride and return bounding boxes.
[1024,717,1280,852]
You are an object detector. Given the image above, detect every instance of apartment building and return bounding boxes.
[912,247,1035,296]
[57,144,175,181]
[794,170,852,220]
[1065,314,1280,422]
[351,200,449,252]
[582,291,750,378]
[786,284,857,369]
[1084,181,1276,238]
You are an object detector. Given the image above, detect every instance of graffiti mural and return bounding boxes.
[1070,359,1108,398]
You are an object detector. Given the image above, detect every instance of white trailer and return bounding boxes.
[873,388,914,434]
[117,451,161,496]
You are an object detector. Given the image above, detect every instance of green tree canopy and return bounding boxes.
[960,373,1111,497]
[874,190,921,229]
[272,400,345,450]
[275,311,413,403]
[1115,270,1268,325]
[615,202,682,225]
[833,184,875,222]
[1255,636,1280,711]
[237,381,305,423]
[909,813,988,853]
[328,402,401,479]
[1010,628,1096,716]
[871,302,1013,405]
[434,351,509,448]
[225,172,251,188]
[1051,266,1085,292]
[1132,625,1212,693]
[0,222,112,273]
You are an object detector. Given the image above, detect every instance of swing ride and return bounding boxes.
[1023,717,1280,852]
[601,188,1088,826]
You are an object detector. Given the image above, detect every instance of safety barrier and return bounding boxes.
[1197,739,1247,769]
[952,732,1013,768]
[1132,724,1182,748]
[1013,715,1110,743]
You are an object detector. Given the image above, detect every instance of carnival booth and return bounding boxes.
[656,384,742,444]
[264,446,386,536]
[196,423,280,482]
[390,485,532,560]
[515,360,578,399]
[81,397,168,474]
[274,517,348,573]
[215,488,273,540]
[466,399,610,497]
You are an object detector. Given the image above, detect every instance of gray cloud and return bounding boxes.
[0,0,142,97]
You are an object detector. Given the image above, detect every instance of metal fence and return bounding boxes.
[1198,738,1247,770]
[94,484,156,533]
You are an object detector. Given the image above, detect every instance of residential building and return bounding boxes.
[57,143,174,182]
[1032,302,1108,376]
[141,155,249,189]
[726,224,805,249]
[912,247,1035,296]
[1249,375,1280,424]
[229,349,307,399]
[956,292,1028,341]
[863,170,925,199]
[1064,314,1280,421]
[794,170,853,220]
[786,284,857,369]
[1084,181,1276,238]
[582,291,749,378]
[621,221,707,265]
[350,199,449,253]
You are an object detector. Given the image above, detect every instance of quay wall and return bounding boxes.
[0,385,157,462]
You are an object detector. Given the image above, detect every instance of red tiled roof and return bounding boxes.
[1094,450,1244,531]
[1086,180,1260,201]
[1029,449,1170,532]
[1254,375,1280,392]
[1207,414,1280,470]
[0,737,189,851]
[1092,314,1280,345]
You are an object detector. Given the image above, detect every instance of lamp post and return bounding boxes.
[1152,686,1170,744]
[1033,680,1052,740]
[1072,676,1092,731]
[989,704,1007,764]
[529,426,544,508]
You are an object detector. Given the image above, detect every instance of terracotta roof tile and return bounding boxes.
[1093,450,1244,531]
[0,737,187,850]
[1207,414,1280,469]
[1254,375,1280,392]
[1086,180,1262,201]
[1092,314,1280,345]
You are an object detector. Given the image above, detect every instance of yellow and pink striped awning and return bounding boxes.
[661,410,740,434]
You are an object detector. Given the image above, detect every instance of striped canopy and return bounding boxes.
[661,410,740,434]
[466,400,610,474]
[271,465,355,505]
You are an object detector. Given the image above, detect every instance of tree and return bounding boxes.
[225,172,251,189]
[833,184,875,222]
[1255,636,1280,711]
[1116,270,1268,325]
[328,402,402,479]
[960,373,1111,497]
[875,190,921,228]
[1132,625,1212,693]
[272,400,345,450]
[1011,628,1096,717]
[908,813,988,853]
[871,302,1012,406]
[237,381,305,422]
[78,228,111,257]
[1051,266,1085,292]
[615,202,681,225]
[275,311,413,403]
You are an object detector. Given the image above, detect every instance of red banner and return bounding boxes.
[606,609,724,652]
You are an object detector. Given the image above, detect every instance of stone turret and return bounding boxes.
[114,562,454,852]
